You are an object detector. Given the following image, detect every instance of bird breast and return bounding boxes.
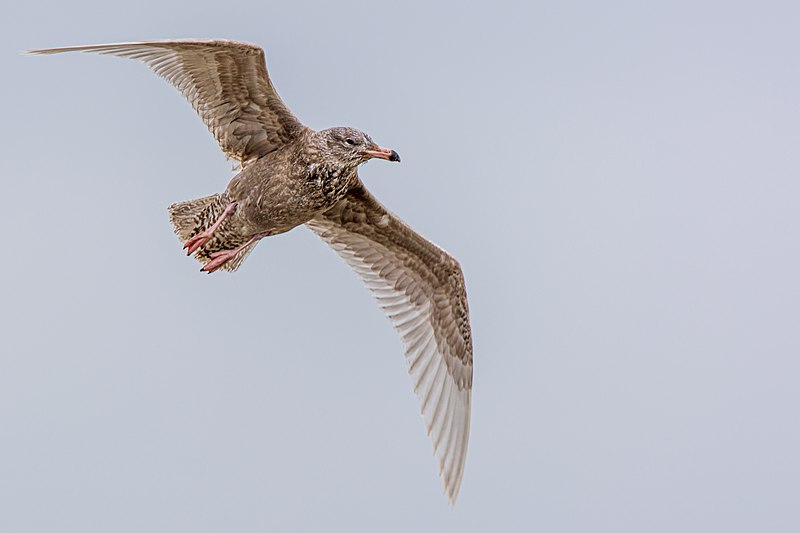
[309,166,354,202]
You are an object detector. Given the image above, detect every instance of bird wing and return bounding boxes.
[28,40,307,167]
[306,182,473,504]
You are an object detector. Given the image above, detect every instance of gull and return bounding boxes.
[28,39,473,504]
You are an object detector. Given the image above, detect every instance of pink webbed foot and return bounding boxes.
[183,232,211,255]
[182,201,238,255]
[198,232,269,274]
[200,249,241,273]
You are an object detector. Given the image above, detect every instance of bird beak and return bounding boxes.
[364,145,401,162]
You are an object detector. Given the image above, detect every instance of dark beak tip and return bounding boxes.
[389,150,401,162]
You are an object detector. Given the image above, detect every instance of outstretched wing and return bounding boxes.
[28,40,307,167]
[306,182,473,504]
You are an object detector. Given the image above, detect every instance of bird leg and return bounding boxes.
[184,201,238,255]
[200,232,269,273]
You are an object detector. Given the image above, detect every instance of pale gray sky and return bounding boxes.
[2,1,800,532]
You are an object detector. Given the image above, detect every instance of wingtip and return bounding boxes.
[443,472,463,507]
[22,46,86,56]
[23,47,66,56]
[447,491,459,508]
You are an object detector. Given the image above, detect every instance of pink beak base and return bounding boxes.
[365,145,401,162]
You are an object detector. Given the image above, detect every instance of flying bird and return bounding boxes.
[28,39,473,504]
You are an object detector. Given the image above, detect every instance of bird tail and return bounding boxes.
[167,193,255,273]
[167,193,222,242]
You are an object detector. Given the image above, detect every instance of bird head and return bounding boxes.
[319,127,400,168]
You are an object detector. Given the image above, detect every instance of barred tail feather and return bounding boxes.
[167,193,221,241]
[166,193,255,273]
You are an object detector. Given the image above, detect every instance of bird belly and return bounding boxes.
[231,167,354,236]
[231,180,326,236]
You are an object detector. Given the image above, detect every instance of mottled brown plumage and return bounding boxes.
[169,126,378,271]
[28,39,473,504]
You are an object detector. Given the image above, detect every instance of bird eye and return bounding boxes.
[345,138,357,146]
